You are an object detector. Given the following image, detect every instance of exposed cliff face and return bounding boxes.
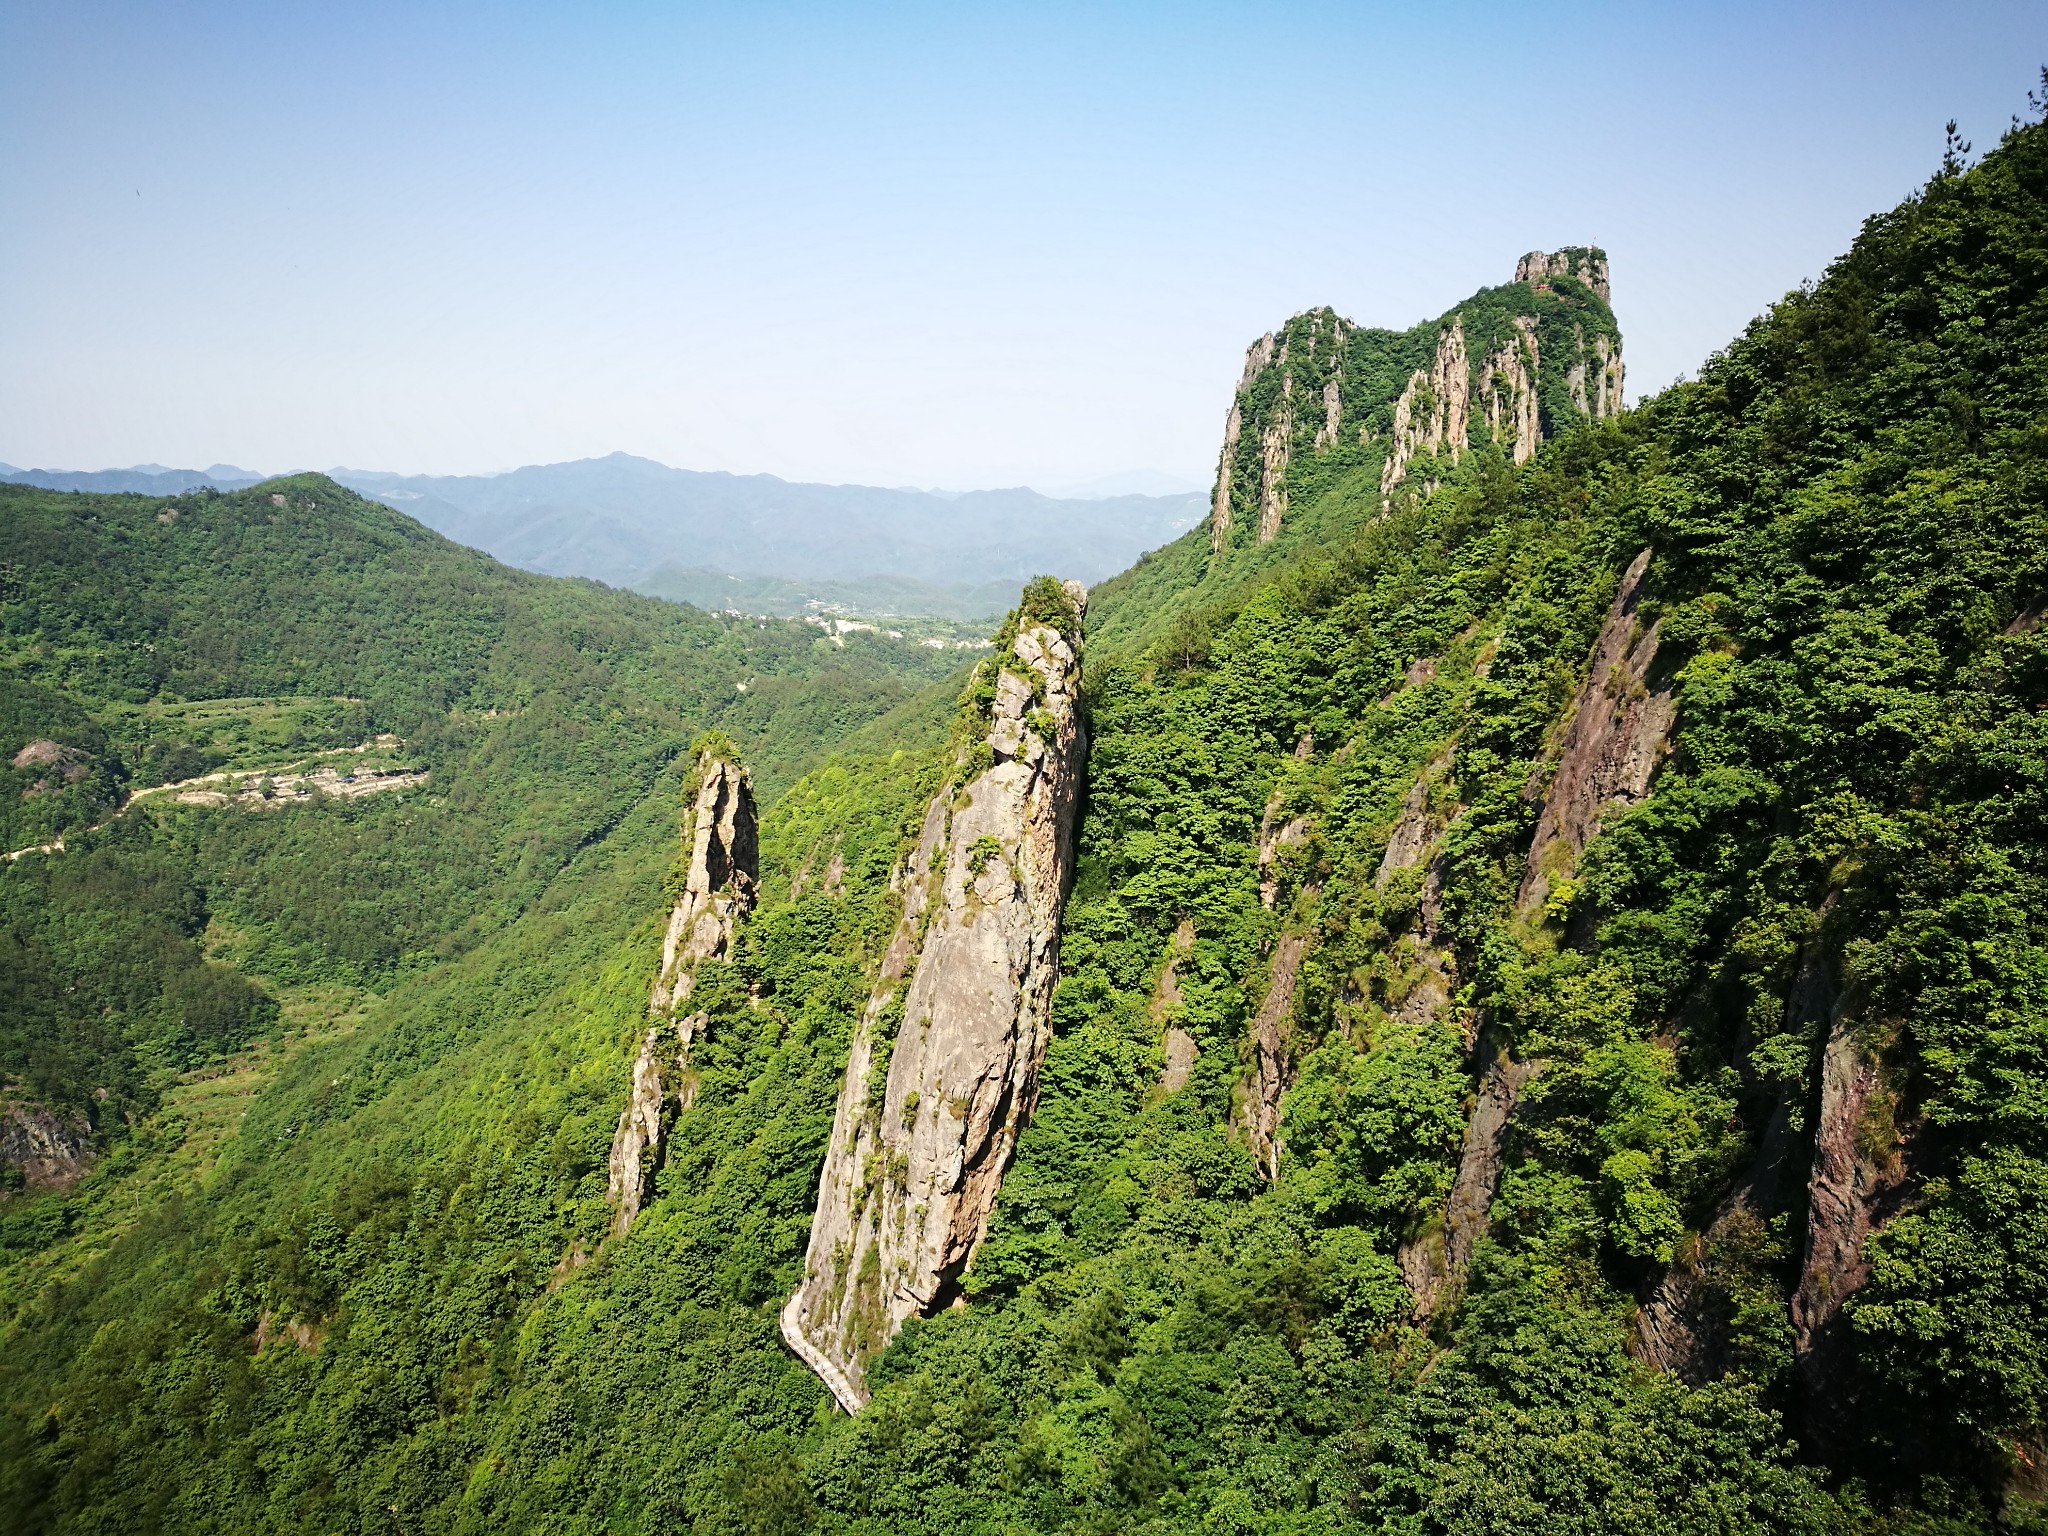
[1206,251,1623,551]
[1399,551,1675,1317]
[1516,246,1612,304]
[1400,1033,1540,1318]
[1634,942,1835,1382]
[1478,317,1542,465]
[1153,917,1199,1095]
[1792,1001,1918,1451]
[1211,334,1275,554]
[782,583,1087,1412]
[1517,548,1674,917]
[1240,931,1307,1181]
[606,750,758,1233]
[0,1101,94,1192]
[650,754,759,1015]
[1376,753,1460,1033]
[1381,319,1472,497]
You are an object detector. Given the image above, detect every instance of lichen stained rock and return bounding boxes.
[1516,547,1674,918]
[1634,939,1835,1381]
[1791,993,1918,1451]
[0,1101,94,1193]
[782,582,1087,1412]
[605,747,757,1234]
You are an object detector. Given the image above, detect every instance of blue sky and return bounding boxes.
[2,1,2041,489]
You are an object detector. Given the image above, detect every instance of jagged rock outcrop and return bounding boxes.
[1634,940,1835,1381]
[1205,256,1622,550]
[1257,410,1291,544]
[1153,919,1199,1095]
[1792,999,1918,1451]
[1399,550,1677,1317]
[650,754,758,1014]
[782,583,1087,1412]
[606,748,758,1234]
[1517,548,1674,917]
[0,1101,94,1192]
[1211,334,1275,554]
[1400,1031,1540,1318]
[1257,789,1312,911]
[1241,931,1307,1181]
[1516,246,1612,304]
[1477,317,1542,465]
[1376,753,1460,1032]
[1381,319,1471,497]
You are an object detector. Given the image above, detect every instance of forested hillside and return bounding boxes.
[0,476,959,1257]
[3,109,2047,1536]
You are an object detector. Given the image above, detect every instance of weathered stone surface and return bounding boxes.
[1241,932,1306,1182]
[782,584,1087,1412]
[1257,791,1312,911]
[1516,246,1612,304]
[1634,941,1834,1381]
[607,750,758,1232]
[1381,319,1471,498]
[650,754,759,1015]
[1314,375,1343,453]
[1396,574,1671,1324]
[1478,317,1542,465]
[1593,332,1625,418]
[1399,1030,1540,1318]
[1516,548,1674,918]
[0,1101,93,1192]
[1210,333,1275,553]
[1256,407,1292,544]
[1792,1000,1918,1451]
[1153,918,1199,1095]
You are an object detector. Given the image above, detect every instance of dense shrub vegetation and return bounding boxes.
[2,105,2048,1536]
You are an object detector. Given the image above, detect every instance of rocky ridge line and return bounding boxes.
[1206,250,1624,551]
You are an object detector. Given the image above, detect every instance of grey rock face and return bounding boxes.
[1241,931,1307,1181]
[1516,246,1612,304]
[650,755,759,1015]
[1211,334,1275,554]
[1792,999,1917,1451]
[1400,1031,1541,1317]
[0,1101,94,1192]
[1517,548,1674,917]
[782,583,1087,1412]
[1382,319,1471,498]
[1633,940,1833,1382]
[1477,317,1543,466]
[606,750,757,1233]
[1153,918,1199,1095]
[1399,552,1677,1317]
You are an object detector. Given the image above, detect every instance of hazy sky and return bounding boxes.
[3,2,2041,489]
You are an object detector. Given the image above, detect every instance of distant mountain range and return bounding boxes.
[0,455,1205,619]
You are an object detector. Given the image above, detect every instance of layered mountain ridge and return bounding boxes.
[3,113,2048,1536]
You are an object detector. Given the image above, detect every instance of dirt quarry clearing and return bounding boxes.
[5,737,426,860]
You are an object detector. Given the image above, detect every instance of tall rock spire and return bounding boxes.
[606,744,758,1235]
[782,579,1087,1412]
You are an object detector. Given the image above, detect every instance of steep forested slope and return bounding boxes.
[0,475,959,1236]
[4,111,2048,1536]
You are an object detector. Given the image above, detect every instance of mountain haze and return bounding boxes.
[3,111,2048,1536]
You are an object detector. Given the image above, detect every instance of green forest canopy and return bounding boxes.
[1,104,2047,1536]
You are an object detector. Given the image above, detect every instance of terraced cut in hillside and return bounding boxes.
[1,106,2047,1536]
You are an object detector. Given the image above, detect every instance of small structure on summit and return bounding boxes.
[781,579,1088,1413]
[606,744,758,1235]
